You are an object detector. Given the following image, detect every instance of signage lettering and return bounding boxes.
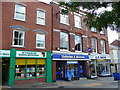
[16,51,45,57]
[61,55,85,59]
[0,50,10,57]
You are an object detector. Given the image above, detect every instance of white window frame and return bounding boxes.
[91,27,97,32]
[74,35,82,51]
[60,32,69,51]
[101,40,106,54]
[92,38,97,53]
[100,29,105,34]
[36,33,45,49]
[14,4,26,21]
[36,10,46,25]
[60,8,69,25]
[74,14,82,28]
[12,30,25,47]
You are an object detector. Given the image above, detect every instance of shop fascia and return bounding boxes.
[90,53,111,60]
[52,51,89,61]
[0,49,46,58]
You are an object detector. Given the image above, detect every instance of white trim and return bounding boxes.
[37,8,46,12]
[74,12,82,16]
[53,29,61,32]
[69,33,75,35]
[52,59,89,61]
[82,35,88,38]
[12,30,25,47]
[52,50,88,55]
[36,33,45,49]
[36,10,46,25]
[14,4,26,21]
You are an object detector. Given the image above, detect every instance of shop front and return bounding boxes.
[52,52,89,81]
[1,49,52,86]
[90,54,111,78]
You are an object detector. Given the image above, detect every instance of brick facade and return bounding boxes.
[2,2,52,52]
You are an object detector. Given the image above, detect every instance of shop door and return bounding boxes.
[79,62,86,77]
[2,58,10,85]
[56,62,62,80]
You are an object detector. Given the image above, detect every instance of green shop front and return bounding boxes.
[1,49,52,86]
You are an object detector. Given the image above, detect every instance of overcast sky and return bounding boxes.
[39,0,118,44]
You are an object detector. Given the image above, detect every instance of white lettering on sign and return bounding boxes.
[61,55,85,59]
[0,50,10,57]
[16,51,45,57]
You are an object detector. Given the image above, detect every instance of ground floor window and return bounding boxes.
[15,59,45,79]
[96,59,110,75]
[90,60,97,76]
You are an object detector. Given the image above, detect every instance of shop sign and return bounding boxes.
[0,50,10,57]
[16,51,46,58]
[90,54,111,59]
[52,54,89,60]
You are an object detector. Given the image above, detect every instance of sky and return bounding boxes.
[38,0,119,44]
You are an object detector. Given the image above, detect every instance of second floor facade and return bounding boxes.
[1,1,110,54]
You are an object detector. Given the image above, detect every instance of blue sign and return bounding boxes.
[87,48,92,52]
[52,54,89,60]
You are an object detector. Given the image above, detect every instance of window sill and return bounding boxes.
[75,51,82,53]
[36,23,45,26]
[75,26,82,29]
[11,45,25,48]
[14,18,26,22]
[35,47,46,49]
[60,49,69,52]
[60,22,69,26]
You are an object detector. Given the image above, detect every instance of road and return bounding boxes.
[2,76,120,89]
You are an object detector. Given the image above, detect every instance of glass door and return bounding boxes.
[78,62,86,77]
[56,62,62,80]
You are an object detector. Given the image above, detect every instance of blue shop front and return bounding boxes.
[52,52,89,81]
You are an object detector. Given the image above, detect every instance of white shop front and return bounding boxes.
[90,54,111,78]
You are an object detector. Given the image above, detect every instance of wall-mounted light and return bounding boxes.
[56,47,60,51]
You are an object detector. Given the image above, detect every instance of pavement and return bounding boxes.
[1,77,120,89]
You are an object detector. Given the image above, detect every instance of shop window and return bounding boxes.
[36,34,45,48]
[60,32,69,50]
[92,38,97,53]
[37,59,45,77]
[75,35,82,51]
[74,14,82,28]
[36,10,45,25]
[14,4,26,21]
[12,30,25,47]
[15,59,45,79]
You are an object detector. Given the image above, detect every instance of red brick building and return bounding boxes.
[51,1,111,81]
[2,1,52,86]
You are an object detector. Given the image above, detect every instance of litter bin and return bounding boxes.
[113,73,120,80]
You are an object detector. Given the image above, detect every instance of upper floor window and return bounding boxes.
[60,9,69,25]
[12,30,25,47]
[75,35,82,51]
[92,38,97,53]
[91,27,97,32]
[14,4,26,21]
[101,40,106,54]
[74,14,82,28]
[37,10,45,25]
[100,29,105,34]
[60,32,69,50]
[36,34,45,48]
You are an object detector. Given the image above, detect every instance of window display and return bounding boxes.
[15,59,46,79]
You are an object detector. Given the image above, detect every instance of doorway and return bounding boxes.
[78,62,86,77]
[2,58,10,85]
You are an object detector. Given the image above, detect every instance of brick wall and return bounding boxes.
[2,2,52,52]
